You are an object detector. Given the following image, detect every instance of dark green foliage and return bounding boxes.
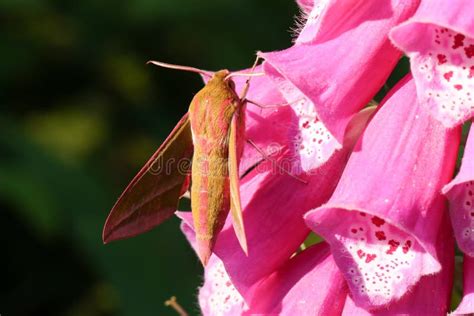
[0,0,298,315]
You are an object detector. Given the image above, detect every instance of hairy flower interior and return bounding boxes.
[451,181,474,256]
[290,99,338,172]
[295,0,329,44]
[413,26,474,126]
[460,182,474,238]
[201,260,247,315]
[326,210,432,307]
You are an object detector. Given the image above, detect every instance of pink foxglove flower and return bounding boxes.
[260,0,419,152]
[341,213,454,315]
[177,212,249,315]
[305,77,461,309]
[391,0,474,127]
[452,255,474,315]
[443,125,474,256]
[246,242,347,315]
[207,72,374,298]
[178,212,348,315]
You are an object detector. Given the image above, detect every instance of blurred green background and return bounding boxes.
[0,1,298,315]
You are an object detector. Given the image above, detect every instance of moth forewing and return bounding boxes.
[228,103,248,255]
[102,113,193,243]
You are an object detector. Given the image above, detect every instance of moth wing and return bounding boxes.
[228,109,248,255]
[103,113,193,243]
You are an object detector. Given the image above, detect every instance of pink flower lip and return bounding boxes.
[442,124,474,256]
[390,0,474,127]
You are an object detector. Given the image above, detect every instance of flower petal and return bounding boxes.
[261,0,419,146]
[305,76,461,309]
[443,124,474,256]
[178,211,249,315]
[452,255,474,315]
[295,0,314,14]
[390,0,474,127]
[296,0,385,45]
[342,215,454,315]
[246,242,348,315]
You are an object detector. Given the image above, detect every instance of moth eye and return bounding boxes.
[227,80,236,90]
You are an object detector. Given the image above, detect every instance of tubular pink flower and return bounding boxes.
[341,213,454,315]
[452,256,474,315]
[295,0,375,45]
[178,212,348,315]
[178,212,249,315]
[305,76,461,309]
[212,75,374,297]
[260,0,420,149]
[246,242,348,315]
[390,0,474,127]
[442,124,474,256]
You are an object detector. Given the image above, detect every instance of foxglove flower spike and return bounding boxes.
[306,76,461,309]
[391,0,474,127]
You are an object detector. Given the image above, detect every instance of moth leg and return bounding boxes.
[239,55,262,100]
[244,97,305,109]
[244,99,291,109]
[225,72,264,79]
[246,139,307,184]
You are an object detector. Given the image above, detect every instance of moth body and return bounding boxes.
[189,70,245,265]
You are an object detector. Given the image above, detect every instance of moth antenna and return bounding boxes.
[147,60,214,78]
[224,72,264,80]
